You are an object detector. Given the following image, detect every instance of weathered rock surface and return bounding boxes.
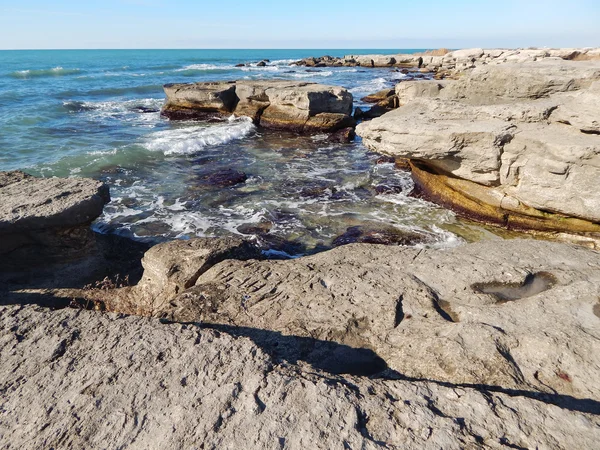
[89,237,260,317]
[3,239,600,448]
[356,59,600,232]
[162,80,354,133]
[88,238,600,404]
[0,171,110,265]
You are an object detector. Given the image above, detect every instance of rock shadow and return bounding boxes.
[0,233,149,307]
[379,370,600,416]
[195,323,388,377]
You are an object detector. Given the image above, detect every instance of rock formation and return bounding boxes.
[2,238,600,448]
[0,171,110,266]
[295,47,600,74]
[161,80,355,135]
[356,59,600,238]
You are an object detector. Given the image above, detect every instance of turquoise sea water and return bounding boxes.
[0,49,469,256]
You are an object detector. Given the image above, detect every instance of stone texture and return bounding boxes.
[2,301,599,449]
[94,237,260,317]
[162,80,354,133]
[0,171,110,265]
[356,60,600,228]
[92,239,600,404]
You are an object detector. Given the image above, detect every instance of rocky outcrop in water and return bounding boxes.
[161,80,355,134]
[356,59,600,238]
[0,171,110,266]
[3,238,600,448]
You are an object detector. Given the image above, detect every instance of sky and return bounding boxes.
[0,0,599,50]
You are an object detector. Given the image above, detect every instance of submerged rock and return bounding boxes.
[0,171,110,266]
[161,80,354,134]
[200,169,248,187]
[332,225,429,247]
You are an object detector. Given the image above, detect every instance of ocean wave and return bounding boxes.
[175,63,236,72]
[63,98,163,114]
[241,65,280,72]
[349,77,392,95]
[290,70,334,78]
[269,59,297,66]
[143,116,255,155]
[9,67,82,79]
[84,84,164,97]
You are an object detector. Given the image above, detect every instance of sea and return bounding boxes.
[0,49,487,257]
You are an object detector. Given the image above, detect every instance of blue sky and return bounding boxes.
[1,0,599,49]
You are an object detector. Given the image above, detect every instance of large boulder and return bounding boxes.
[0,171,110,265]
[162,80,354,133]
[2,301,599,448]
[162,81,238,120]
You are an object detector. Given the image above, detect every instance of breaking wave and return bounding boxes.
[9,67,82,79]
[143,116,255,155]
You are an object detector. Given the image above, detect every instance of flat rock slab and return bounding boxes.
[0,171,110,233]
[1,303,599,449]
[150,239,600,403]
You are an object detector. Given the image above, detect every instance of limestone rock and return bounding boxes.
[162,80,354,133]
[162,81,238,119]
[395,80,446,105]
[2,302,599,449]
[356,60,600,228]
[440,60,600,104]
[104,237,260,316]
[140,239,600,404]
[0,171,110,265]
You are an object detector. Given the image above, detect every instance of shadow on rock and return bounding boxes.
[186,322,388,377]
[379,370,600,416]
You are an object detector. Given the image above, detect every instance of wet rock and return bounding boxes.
[353,106,365,120]
[327,127,355,143]
[200,169,248,187]
[373,183,403,194]
[0,171,110,266]
[361,88,395,103]
[236,221,273,235]
[234,63,245,67]
[332,224,429,247]
[133,106,160,113]
[256,60,267,67]
[375,155,396,164]
[299,182,337,198]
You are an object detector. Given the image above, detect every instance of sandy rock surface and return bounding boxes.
[1,301,599,449]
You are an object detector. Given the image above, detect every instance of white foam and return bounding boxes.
[291,70,334,78]
[269,59,297,66]
[10,66,81,79]
[176,63,235,71]
[143,116,255,155]
[349,77,391,94]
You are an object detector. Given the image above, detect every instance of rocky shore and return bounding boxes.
[2,48,600,449]
[356,52,600,245]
